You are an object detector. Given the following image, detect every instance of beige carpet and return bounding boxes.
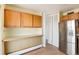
[23,44,65,55]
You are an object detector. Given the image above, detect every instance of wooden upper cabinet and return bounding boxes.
[21,13,32,27]
[60,13,79,22]
[4,9,42,28]
[4,9,20,27]
[33,15,42,28]
[68,13,79,20]
[60,15,68,22]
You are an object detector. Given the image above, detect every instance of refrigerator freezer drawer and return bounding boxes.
[67,43,75,55]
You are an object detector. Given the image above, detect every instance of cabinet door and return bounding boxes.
[33,15,42,28]
[60,15,68,22]
[69,13,79,20]
[4,9,20,27]
[21,13,32,27]
[59,21,67,54]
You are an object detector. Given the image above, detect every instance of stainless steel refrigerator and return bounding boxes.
[67,20,76,55]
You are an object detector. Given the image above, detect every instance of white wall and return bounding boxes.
[4,28,42,38]
[47,14,59,48]
[5,5,42,16]
[0,5,4,54]
[45,14,49,43]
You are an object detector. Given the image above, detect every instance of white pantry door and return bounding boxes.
[47,14,59,48]
[48,16,53,44]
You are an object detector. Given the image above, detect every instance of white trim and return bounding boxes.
[8,44,42,55]
[42,12,47,47]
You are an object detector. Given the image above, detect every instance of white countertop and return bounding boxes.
[3,34,42,42]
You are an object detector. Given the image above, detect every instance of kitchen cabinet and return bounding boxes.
[60,13,79,22]
[68,13,79,20]
[4,9,20,27]
[59,21,67,54]
[4,9,42,28]
[33,15,42,27]
[60,15,68,22]
[21,13,32,27]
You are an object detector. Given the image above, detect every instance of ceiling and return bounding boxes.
[12,4,79,15]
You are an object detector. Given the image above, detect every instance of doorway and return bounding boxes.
[46,14,59,48]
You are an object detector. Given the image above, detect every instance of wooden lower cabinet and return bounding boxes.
[59,21,67,54]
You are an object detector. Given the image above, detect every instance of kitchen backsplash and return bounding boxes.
[4,28,42,37]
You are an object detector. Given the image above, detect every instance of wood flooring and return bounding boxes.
[23,44,65,55]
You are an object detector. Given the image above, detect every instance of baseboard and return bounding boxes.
[8,44,42,55]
